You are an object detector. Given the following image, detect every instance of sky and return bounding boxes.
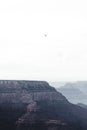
[0,0,87,81]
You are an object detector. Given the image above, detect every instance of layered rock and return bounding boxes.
[16,101,73,130]
[0,80,67,103]
[0,80,87,130]
[0,80,68,130]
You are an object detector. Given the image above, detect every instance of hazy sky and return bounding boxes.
[0,0,87,81]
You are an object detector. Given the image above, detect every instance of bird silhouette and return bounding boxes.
[44,34,47,37]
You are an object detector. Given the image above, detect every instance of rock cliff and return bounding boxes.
[0,80,87,130]
[0,80,67,103]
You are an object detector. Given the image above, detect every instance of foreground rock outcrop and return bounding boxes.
[0,80,87,130]
[0,80,66,103]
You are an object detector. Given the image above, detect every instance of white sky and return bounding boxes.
[0,0,87,81]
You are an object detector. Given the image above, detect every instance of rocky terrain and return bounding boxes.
[0,80,87,130]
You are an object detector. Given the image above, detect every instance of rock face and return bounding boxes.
[0,80,68,130]
[0,80,66,103]
[0,80,87,130]
[16,101,73,130]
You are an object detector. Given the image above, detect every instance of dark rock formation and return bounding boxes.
[0,80,87,130]
[0,80,67,130]
[0,80,66,103]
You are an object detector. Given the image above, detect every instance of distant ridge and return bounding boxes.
[56,82,87,104]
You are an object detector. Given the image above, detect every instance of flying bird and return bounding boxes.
[44,34,47,37]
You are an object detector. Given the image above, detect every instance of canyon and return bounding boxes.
[0,80,87,130]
